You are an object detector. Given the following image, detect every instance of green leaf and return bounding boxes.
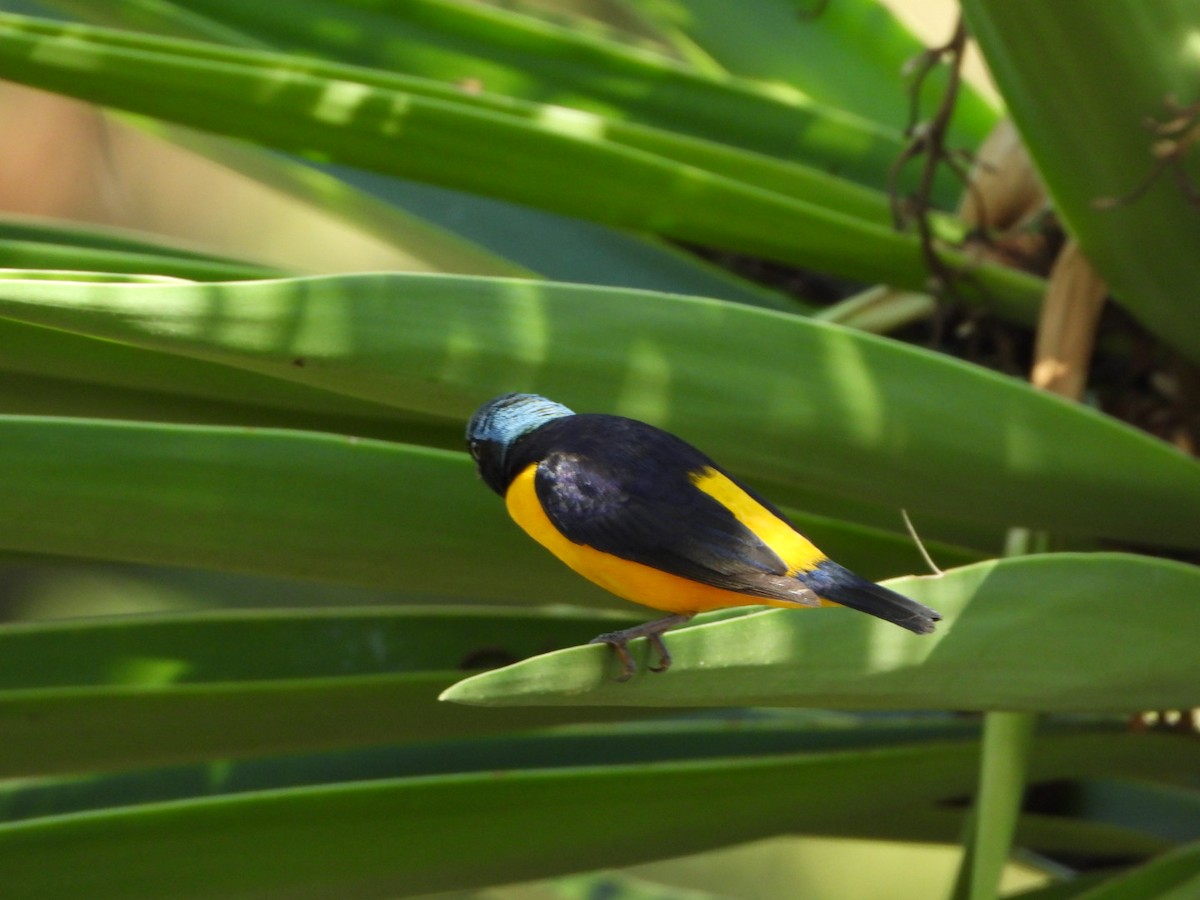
[247,151,799,307]
[0,273,1194,547]
[442,554,1200,713]
[953,712,1038,900]
[625,0,999,144]
[0,364,418,440]
[0,238,281,280]
[0,217,278,268]
[961,0,1200,363]
[145,127,541,280]
[337,169,808,308]
[0,409,968,591]
[0,714,987,817]
[40,0,913,307]
[105,0,907,220]
[153,122,783,307]
[1066,779,1200,845]
[0,211,285,282]
[0,732,1192,899]
[1008,873,1128,900]
[0,607,653,777]
[1068,839,1200,900]
[0,314,420,432]
[68,0,919,195]
[0,12,1041,313]
[0,416,584,596]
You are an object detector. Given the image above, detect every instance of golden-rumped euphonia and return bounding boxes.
[467,393,941,680]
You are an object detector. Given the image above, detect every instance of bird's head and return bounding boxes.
[466,393,575,494]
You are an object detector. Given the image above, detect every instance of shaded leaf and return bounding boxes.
[0,732,1191,899]
[0,607,655,776]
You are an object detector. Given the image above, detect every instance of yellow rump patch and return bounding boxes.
[687,466,827,574]
[504,463,832,615]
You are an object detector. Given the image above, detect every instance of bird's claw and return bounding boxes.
[589,613,694,681]
[646,632,673,673]
[589,632,636,682]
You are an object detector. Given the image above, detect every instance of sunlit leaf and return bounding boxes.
[0,12,1042,314]
[443,554,1200,713]
[0,273,1194,547]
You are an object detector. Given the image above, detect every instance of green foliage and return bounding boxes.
[962,0,1200,364]
[2,730,1195,898]
[0,1,1196,897]
[442,555,1200,711]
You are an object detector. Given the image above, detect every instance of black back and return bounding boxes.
[505,414,797,591]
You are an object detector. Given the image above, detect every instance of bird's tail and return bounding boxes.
[806,562,942,634]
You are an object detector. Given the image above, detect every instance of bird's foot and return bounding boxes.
[589,632,636,682]
[589,613,695,681]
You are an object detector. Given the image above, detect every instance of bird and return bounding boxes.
[466,393,942,681]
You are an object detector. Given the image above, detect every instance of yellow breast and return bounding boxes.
[504,462,832,614]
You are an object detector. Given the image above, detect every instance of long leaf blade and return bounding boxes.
[66,0,917,192]
[0,273,1195,547]
[0,13,1042,315]
[626,0,998,142]
[442,554,1200,713]
[962,0,1200,362]
[0,732,1192,899]
[0,607,650,777]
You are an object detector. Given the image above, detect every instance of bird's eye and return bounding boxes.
[468,441,481,460]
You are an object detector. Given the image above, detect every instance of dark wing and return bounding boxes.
[525,416,806,598]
